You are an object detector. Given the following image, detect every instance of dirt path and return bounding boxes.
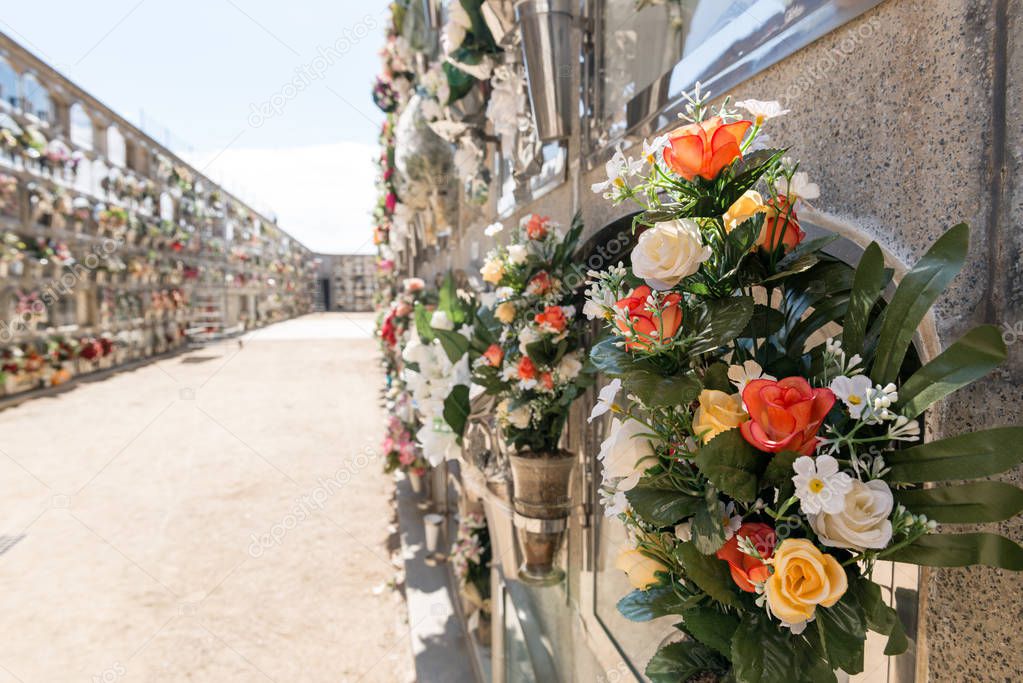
[0,313,413,683]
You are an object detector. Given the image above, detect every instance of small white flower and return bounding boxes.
[830,375,873,419]
[721,501,743,540]
[728,360,776,395]
[775,171,820,202]
[792,455,852,515]
[556,353,583,381]
[590,146,644,195]
[484,221,504,237]
[641,134,670,165]
[430,310,454,331]
[887,415,921,442]
[589,379,622,422]
[735,99,790,125]
[862,383,899,424]
[674,522,692,542]
[600,488,629,517]
[507,244,528,265]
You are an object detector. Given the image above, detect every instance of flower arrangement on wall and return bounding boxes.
[584,90,1023,681]
[471,213,591,453]
[451,510,492,614]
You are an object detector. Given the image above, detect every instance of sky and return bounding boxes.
[1,0,392,254]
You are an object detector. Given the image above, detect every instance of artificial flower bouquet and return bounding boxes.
[586,89,1023,682]
[402,271,479,465]
[451,510,493,612]
[471,213,591,454]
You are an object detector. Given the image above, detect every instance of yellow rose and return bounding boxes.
[481,258,504,284]
[722,190,767,232]
[765,539,847,626]
[495,301,517,324]
[614,549,667,590]
[692,389,748,443]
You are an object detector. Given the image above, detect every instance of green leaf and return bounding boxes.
[842,242,888,357]
[589,336,645,377]
[815,591,866,675]
[742,304,785,339]
[848,578,908,656]
[616,586,687,622]
[687,296,755,357]
[680,607,740,656]
[730,613,797,683]
[884,427,1023,482]
[442,384,470,437]
[761,451,799,500]
[894,481,1023,523]
[702,362,732,393]
[626,486,702,527]
[675,541,742,608]
[898,325,1006,418]
[882,532,1023,570]
[694,430,760,502]
[623,371,701,408]
[872,223,970,384]
[414,303,436,343]
[434,329,470,364]
[645,640,728,683]
[437,271,465,324]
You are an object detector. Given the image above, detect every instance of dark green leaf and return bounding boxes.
[882,532,1023,570]
[730,613,797,683]
[616,586,687,622]
[761,253,819,284]
[894,481,1023,523]
[848,578,908,656]
[435,329,470,364]
[815,591,866,674]
[626,486,703,527]
[702,362,733,393]
[694,430,760,502]
[645,640,728,683]
[742,304,785,339]
[777,234,840,270]
[590,336,645,377]
[675,542,742,608]
[680,607,740,656]
[436,271,465,324]
[442,384,470,437]
[687,296,754,357]
[898,325,1006,418]
[623,371,702,408]
[884,427,1023,482]
[842,242,888,357]
[761,451,799,500]
[872,223,970,384]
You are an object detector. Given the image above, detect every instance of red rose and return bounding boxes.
[740,377,835,455]
[534,305,567,333]
[715,522,776,592]
[614,285,683,351]
[540,371,554,391]
[662,116,752,181]
[758,197,805,253]
[517,356,536,381]
[483,343,504,367]
[526,270,553,296]
[526,214,549,240]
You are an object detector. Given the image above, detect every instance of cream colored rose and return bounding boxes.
[481,257,504,284]
[556,353,582,380]
[722,190,767,231]
[495,301,517,324]
[631,219,711,290]
[614,549,667,590]
[598,418,655,491]
[507,244,528,265]
[809,479,894,551]
[765,539,847,628]
[692,389,748,443]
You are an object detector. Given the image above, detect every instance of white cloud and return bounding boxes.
[188,142,378,254]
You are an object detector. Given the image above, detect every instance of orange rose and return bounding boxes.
[517,356,536,381]
[534,305,567,333]
[526,270,554,296]
[715,522,776,592]
[540,371,554,391]
[758,197,805,253]
[483,343,504,367]
[614,285,683,351]
[662,116,752,181]
[740,377,835,455]
[526,214,550,240]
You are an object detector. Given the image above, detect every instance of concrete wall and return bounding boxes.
[414,1,1023,679]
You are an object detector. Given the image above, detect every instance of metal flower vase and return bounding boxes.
[507,450,575,585]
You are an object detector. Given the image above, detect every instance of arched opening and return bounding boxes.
[20,73,54,125]
[69,102,94,150]
[106,125,126,167]
[0,58,18,109]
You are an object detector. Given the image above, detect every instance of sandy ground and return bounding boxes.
[0,313,414,683]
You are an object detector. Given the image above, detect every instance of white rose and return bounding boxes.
[809,479,894,551]
[430,310,454,331]
[507,404,531,429]
[598,418,655,491]
[631,219,712,290]
[507,244,528,265]
[556,353,582,380]
[518,326,540,354]
[417,423,458,466]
